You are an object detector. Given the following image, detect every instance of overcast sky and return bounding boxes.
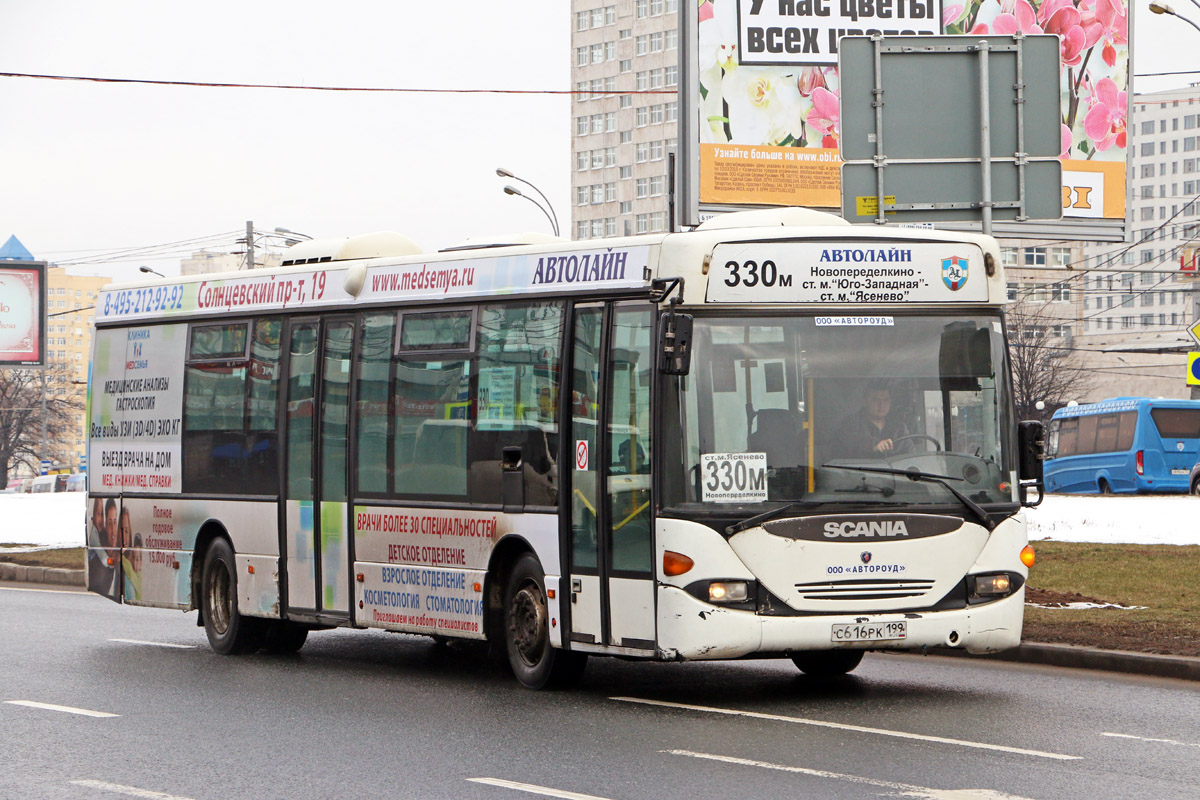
[1,1,1196,281]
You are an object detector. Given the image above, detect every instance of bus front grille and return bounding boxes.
[794,578,936,601]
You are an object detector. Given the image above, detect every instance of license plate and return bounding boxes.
[1171,469,1188,476]
[831,621,907,642]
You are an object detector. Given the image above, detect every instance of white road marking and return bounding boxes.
[4,700,119,718]
[612,697,1080,761]
[69,780,195,799]
[467,778,613,800]
[666,750,1042,800]
[0,586,85,595]
[1103,731,1200,749]
[109,638,197,649]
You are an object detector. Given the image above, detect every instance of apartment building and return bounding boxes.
[1073,86,1200,399]
[43,266,110,471]
[571,0,679,240]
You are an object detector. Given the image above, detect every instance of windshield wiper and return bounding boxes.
[726,501,821,535]
[820,464,996,531]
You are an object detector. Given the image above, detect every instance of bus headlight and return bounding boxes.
[708,581,750,603]
[968,572,1023,602]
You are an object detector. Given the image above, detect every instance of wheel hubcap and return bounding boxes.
[207,562,231,635]
[510,582,547,666]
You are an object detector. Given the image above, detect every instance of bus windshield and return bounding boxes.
[663,311,1017,513]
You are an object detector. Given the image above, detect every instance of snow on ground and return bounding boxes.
[0,493,87,548]
[0,492,1197,550]
[1025,493,1200,546]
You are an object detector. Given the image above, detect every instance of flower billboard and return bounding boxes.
[693,0,1128,227]
[0,262,46,367]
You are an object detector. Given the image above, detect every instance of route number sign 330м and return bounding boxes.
[701,452,768,503]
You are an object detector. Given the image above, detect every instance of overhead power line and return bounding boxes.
[0,71,676,95]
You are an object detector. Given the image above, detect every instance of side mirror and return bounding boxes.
[658,311,693,376]
[1017,420,1045,507]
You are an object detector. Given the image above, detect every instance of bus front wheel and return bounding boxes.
[790,650,865,677]
[201,538,263,655]
[503,553,587,689]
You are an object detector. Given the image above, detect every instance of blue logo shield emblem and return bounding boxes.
[860,551,872,564]
[942,256,969,291]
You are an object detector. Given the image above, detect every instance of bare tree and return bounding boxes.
[1007,299,1094,424]
[0,362,84,486]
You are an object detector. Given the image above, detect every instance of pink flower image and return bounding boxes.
[943,4,965,25]
[698,0,714,23]
[992,0,1043,35]
[1061,123,1073,159]
[806,86,840,148]
[796,67,827,98]
[1083,77,1127,152]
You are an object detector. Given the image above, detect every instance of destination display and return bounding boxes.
[705,242,989,303]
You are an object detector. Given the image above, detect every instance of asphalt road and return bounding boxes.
[3,585,1199,800]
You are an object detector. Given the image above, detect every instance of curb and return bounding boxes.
[937,642,1200,682]
[0,561,86,587]
[1,564,1197,681]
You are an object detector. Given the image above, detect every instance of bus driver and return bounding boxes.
[837,384,912,459]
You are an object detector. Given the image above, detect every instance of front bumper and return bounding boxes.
[657,584,1024,660]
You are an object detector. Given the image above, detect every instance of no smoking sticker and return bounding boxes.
[575,440,589,471]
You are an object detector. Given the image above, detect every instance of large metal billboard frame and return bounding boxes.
[0,260,47,367]
[679,0,1131,242]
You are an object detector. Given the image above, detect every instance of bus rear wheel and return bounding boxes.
[790,650,865,677]
[1098,479,1114,495]
[201,538,263,655]
[503,553,587,689]
[1192,478,1200,497]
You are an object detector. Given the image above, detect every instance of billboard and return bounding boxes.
[0,261,46,367]
[682,0,1130,240]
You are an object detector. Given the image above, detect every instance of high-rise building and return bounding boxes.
[571,0,679,240]
[1071,85,1200,399]
[43,267,110,471]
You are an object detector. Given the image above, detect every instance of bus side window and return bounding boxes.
[469,301,564,508]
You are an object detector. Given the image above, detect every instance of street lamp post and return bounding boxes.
[497,167,560,236]
[1149,2,1200,33]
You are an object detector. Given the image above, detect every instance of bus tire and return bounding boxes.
[201,538,263,655]
[1098,479,1114,495]
[1192,478,1200,497]
[790,650,864,677]
[262,621,309,654]
[503,553,587,689]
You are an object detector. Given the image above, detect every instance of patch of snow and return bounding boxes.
[0,494,87,548]
[1026,494,1200,546]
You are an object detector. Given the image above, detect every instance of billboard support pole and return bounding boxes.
[978,38,993,237]
[872,35,886,226]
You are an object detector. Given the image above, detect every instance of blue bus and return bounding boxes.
[1045,397,1200,494]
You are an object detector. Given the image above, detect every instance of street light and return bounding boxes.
[274,227,313,243]
[138,266,165,277]
[497,167,560,236]
[503,185,560,237]
[1150,2,1200,34]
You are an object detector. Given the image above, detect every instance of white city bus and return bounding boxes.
[86,208,1043,688]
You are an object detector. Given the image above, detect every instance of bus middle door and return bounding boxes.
[282,317,354,622]
[566,303,656,653]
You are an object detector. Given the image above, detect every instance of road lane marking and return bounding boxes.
[0,586,85,595]
[69,780,195,799]
[666,750,1043,800]
[109,638,197,649]
[612,697,1079,761]
[467,778,613,800]
[1103,731,1200,749]
[5,700,119,718]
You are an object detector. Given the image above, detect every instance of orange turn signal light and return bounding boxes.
[247,565,255,575]
[663,550,694,577]
[546,588,555,599]
[356,573,365,582]
[1020,545,1036,568]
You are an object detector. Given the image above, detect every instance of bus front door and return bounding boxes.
[567,303,656,653]
[283,317,354,621]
